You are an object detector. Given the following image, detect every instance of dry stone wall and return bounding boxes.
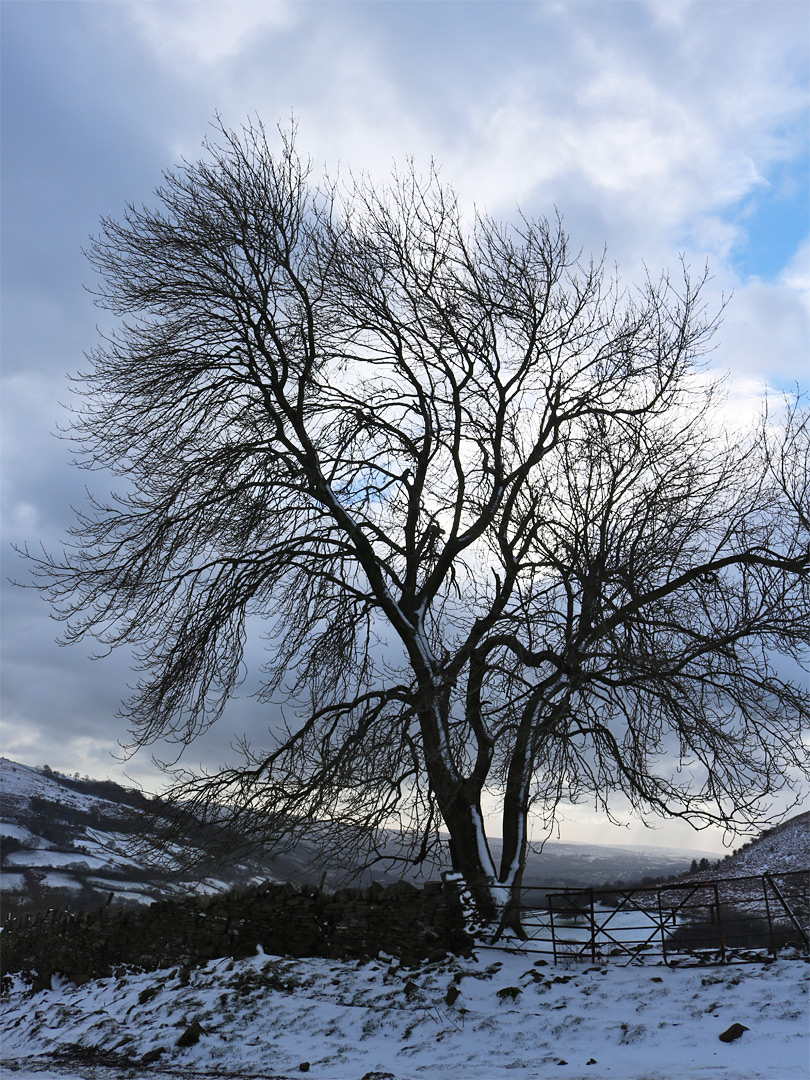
[0,878,471,987]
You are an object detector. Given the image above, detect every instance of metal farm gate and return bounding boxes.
[479,870,809,966]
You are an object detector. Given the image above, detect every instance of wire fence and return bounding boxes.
[478,870,810,966]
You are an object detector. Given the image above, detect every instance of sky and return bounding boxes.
[1,0,808,854]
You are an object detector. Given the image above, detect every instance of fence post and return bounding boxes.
[588,887,596,964]
[548,894,558,966]
[762,874,777,957]
[713,881,726,962]
[763,871,810,951]
[657,887,671,967]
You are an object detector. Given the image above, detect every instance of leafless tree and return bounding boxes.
[26,119,809,926]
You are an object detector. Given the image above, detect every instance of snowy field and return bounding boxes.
[1,945,807,1080]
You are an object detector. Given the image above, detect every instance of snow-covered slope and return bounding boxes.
[1,759,153,906]
[0,759,266,912]
[1,944,808,1080]
[686,812,810,885]
[2,760,809,1079]
[710,813,810,877]
[1,759,124,815]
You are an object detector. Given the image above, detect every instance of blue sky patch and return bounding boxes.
[731,158,809,281]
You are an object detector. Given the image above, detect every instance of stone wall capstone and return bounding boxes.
[0,878,472,987]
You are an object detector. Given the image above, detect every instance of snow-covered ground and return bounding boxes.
[3,757,807,1077]
[1,945,807,1080]
[0,762,121,818]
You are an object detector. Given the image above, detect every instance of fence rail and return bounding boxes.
[480,870,809,966]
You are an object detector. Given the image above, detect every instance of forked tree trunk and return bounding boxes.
[414,678,530,936]
[434,786,528,937]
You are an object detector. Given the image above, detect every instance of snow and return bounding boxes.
[471,809,497,883]
[73,839,141,871]
[3,851,110,872]
[2,756,807,1077]
[0,872,26,892]
[0,824,43,845]
[0,761,118,817]
[703,814,810,878]
[0,758,266,906]
[37,874,85,893]
[1,946,807,1080]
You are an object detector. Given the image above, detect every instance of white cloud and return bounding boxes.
[781,237,810,295]
[447,51,789,245]
[714,267,810,391]
[124,0,805,300]
[128,0,296,69]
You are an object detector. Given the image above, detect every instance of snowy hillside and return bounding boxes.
[1,943,808,1080]
[0,758,270,912]
[699,812,810,878]
[1,758,157,907]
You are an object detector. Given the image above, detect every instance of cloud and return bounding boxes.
[450,8,804,250]
[117,2,806,293]
[715,270,810,391]
[127,0,297,70]
[781,237,810,294]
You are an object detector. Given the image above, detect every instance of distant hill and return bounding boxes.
[0,757,302,915]
[0,756,738,915]
[681,811,809,882]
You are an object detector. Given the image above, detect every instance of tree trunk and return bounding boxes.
[414,684,527,933]
[439,797,529,937]
[440,798,501,924]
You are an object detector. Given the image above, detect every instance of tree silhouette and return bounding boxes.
[27,120,809,926]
